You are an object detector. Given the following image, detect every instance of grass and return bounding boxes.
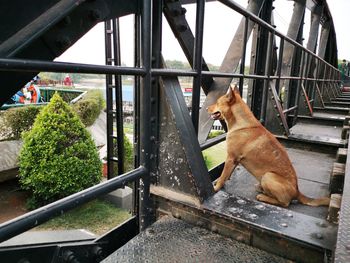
[36,200,131,235]
[202,141,227,170]
[124,123,133,135]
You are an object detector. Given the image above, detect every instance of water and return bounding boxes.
[103,84,133,102]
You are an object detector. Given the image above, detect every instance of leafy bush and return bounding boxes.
[112,135,134,176]
[72,98,100,126]
[0,106,42,140]
[19,93,102,208]
[43,89,80,102]
[0,89,106,141]
[72,90,105,126]
[202,152,214,169]
[208,130,225,139]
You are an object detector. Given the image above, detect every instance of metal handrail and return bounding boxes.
[0,58,146,75]
[218,0,339,73]
[0,166,147,243]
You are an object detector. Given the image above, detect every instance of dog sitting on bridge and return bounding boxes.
[207,85,330,207]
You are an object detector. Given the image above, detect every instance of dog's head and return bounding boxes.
[207,84,240,121]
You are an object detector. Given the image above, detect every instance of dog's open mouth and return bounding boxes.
[210,111,221,120]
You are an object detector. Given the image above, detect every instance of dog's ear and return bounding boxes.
[226,85,236,103]
[231,84,240,94]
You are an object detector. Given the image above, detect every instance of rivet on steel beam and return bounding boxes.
[196,221,204,227]
[151,117,156,122]
[151,97,156,104]
[89,10,101,21]
[180,7,187,15]
[55,36,71,49]
[173,212,181,219]
[317,221,327,228]
[315,233,323,239]
[61,16,71,26]
[177,24,188,32]
[92,246,104,262]
[63,250,77,263]
[211,225,218,233]
[236,235,245,242]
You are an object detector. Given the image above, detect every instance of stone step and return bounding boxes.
[0,229,96,248]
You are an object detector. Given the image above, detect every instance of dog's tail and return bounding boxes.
[297,192,330,206]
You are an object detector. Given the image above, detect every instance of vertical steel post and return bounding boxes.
[139,0,152,230]
[191,0,205,134]
[294,50,305,122]
[239,17,249,96]
[260,31,274,124]
[112,18,125,175]
[105,20,114,180]
[132,14,141,217]
[275,37,284,98]
[311,57,320,105]
[150,0,162,184]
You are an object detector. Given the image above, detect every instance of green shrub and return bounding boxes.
[72,98,100,126]
[202,152,214,169]
[0,90,105,140]
[19,93,102,208]
[208,130,225,139]
[0,106,42,140]
[72,90,105,126]
[84,89,105,109]
[112,135,134,176]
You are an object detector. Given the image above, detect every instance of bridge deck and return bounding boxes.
[223,145,332,219]
[102,216,289,263]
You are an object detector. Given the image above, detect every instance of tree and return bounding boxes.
[19,93,102,208]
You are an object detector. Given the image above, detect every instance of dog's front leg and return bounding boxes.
[214,157,238,192]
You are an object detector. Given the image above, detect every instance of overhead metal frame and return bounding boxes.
[0,0,345,261]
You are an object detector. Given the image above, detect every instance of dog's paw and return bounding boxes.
[256,194,264,201]
[255,183,263,193]
[213,183,222,192]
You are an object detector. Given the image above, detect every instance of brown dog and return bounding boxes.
[207,85,330,207]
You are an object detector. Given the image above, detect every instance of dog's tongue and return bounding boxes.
[211,112,221,120]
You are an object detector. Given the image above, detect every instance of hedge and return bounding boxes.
[112,135,134,176]
[0,106,43,140]
[0,89,105,140]
[72,89,105,126]
[19,93,102,208]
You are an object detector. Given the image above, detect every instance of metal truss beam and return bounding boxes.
[280,0,306,115]
[0,0,138,106]
[197,0,265,143]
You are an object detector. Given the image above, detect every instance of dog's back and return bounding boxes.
[207,85,329,207]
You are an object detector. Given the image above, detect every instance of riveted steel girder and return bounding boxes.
[197,0,265,143]
[0,0,138,106]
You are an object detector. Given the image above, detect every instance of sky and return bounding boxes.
[57,0,350,67]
